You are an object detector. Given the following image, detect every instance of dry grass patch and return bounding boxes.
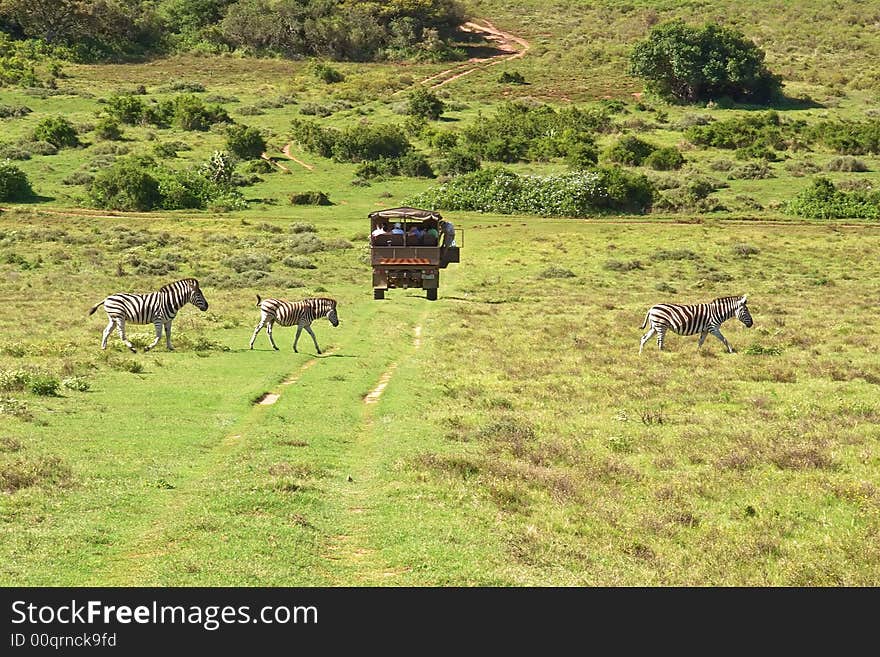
[0,455,72,493]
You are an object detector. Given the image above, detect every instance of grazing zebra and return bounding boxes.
[639,294,753,354]
[249,296,339,354]
[88,278,209,353]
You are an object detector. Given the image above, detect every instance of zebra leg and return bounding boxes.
[656,327,667,351]
[115,319,136,353]
[293,325,303,353]
[249,318,266,349]
[266,320,279,351]
[164,321,173,351]
[698,330,709,348]
[144,321,163,352]
[304,325,321,354]
[639,327,656,355]
[101,319,114,350]
[710,328,734,353]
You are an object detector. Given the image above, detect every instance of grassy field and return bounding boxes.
[2,0,880,586]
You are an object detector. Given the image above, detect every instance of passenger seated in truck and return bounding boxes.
[422,224,440,246]
[407,224,424,245]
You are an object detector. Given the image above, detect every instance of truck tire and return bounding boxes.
[426,288,438,301]
[374,289,385,300]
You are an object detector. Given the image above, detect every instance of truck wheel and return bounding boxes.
[426,288,438,301]
[374,289,385,300]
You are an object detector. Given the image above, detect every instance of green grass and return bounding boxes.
[1,209,879,585]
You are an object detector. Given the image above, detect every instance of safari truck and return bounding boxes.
[368,207,461,301]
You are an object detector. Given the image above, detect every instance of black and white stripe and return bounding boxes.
[88,278,209,352]
[639,294,753,354]
[249,296,339,353]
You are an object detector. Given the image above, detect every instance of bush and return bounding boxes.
[0,145,30,160]
[0,160,34,201]
[282,256,317,269]
[643,147,685,170]
[226,125,267,160]
[105,94,146,124]
[824,156,868,172]
[438,149,481,176]
[24,141,58,156]
[173,95,231,131]
[407,87,444,121]
[94,117,123,141]
[153,142,180,159]
[244,158,275,174]
[0,104,32,118]
[787,177,880,219]
[62,377,90,392]
[408,165,654,216]
[29,375,60,396]
[604,135,657,166]
[61,171,95,186]
[32,116,79,148]
[290,191,332,205]
[498,71,526,84]
[312,62,344,84]
[88,156,162,211]
[332,123,412,162]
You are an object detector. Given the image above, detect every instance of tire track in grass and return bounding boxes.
[322,322,426,583]
[97,352,333,585]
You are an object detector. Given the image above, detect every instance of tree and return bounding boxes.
[629,20,782,104]
[32,116,79,148]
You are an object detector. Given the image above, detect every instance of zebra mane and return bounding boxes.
[159,278,199,293]
[306,297,336,306]
[712,295,744,304]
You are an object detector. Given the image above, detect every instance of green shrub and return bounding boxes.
[644,147,685,170]
[407,87,444,121]
[153,142,180,159]
[88,156,162,211]
[331,123,412,162]
[498,71,526,84]
[94,117,123,141]
[289,222,316,233]
[29,375,60,396]
[225,124,267,160]
[787,177,880,219]
[282,256,317,269]
[806,120,880,155]
[24,141,58,156]
[0,104,32,118]
[408,166,654,216]
[62,377,90,392]
[438,149,481,176]
[603,135,656,166]
[0,145,30,160]
[172,95,231,131]
[312,62,344,84]
[105,94,146,124]
[824,156,868,172]
[290,191,331,205]
[244,158,274,174]
[32,116,79,148]
[61,171,95,186]
[0,160,34,201]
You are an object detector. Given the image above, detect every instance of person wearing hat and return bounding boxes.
[391,222,405,235]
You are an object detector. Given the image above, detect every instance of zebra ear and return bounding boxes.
[741,294,748,304]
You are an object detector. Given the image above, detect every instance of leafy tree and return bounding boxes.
[225,124,266,160]
[629,20,782,103]
[407,86,444,121]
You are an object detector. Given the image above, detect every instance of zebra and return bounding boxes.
[88,278,209,353]
[639,294,753,354]
[249,296,339,354]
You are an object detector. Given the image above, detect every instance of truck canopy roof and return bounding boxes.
[368,207,442,222]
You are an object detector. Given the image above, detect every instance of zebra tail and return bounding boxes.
[255,294,262,306]
[88,301,104,316]
[640,310,650,329]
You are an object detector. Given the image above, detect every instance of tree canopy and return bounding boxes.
[0,0,467,62]
[629,20,782,104]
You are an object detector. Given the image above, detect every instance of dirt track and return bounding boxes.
[421,20,531,89]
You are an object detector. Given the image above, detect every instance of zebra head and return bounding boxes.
[188,280,209,312]
[736,295,753,328]
[326,301,339,327]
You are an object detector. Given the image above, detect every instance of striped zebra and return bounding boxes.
[88,278,209,353]
[249,296,339,354]
[639,294,753,354]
